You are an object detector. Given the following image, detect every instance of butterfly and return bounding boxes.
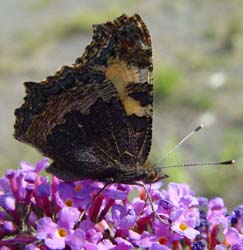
[14,14,169,185]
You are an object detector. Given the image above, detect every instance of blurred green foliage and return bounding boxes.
[27,0,57,11]
[183,95,212,111]
[154,65,184,101]
[219,130,242,161]
[20,10,121,55]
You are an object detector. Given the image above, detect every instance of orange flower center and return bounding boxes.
[75,185,82,192]
[65,198,73,207]
[223,239,230,247]
[58,228,67,237]
[179,223,188,231]
[158,236,167,245]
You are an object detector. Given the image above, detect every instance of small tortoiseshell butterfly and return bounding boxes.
[14,14,169,184]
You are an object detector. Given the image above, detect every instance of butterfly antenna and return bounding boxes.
[161,160,235,169]
[157,124,204,164]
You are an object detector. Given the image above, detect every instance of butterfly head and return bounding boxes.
[143,164,169,183]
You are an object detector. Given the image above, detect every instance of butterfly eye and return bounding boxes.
[146,170,159,183]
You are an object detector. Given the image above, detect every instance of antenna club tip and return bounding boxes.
[221,160,236,165]
[195,124,204,132]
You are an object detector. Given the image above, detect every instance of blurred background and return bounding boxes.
[0,0,242,209]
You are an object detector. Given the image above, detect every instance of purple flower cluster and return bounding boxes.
[0,159,243,250]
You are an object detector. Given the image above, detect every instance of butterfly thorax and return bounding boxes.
[107,161,167,184]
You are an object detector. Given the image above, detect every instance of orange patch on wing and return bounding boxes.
[105,60,140,97]
[105,60,151,117]
[123,96,151,117]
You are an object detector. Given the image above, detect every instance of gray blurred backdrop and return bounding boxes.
[1,0,243,209]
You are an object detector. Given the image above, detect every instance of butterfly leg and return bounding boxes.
[75,179,114,228]
[92,179,114,201]
[134,182,169,225]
